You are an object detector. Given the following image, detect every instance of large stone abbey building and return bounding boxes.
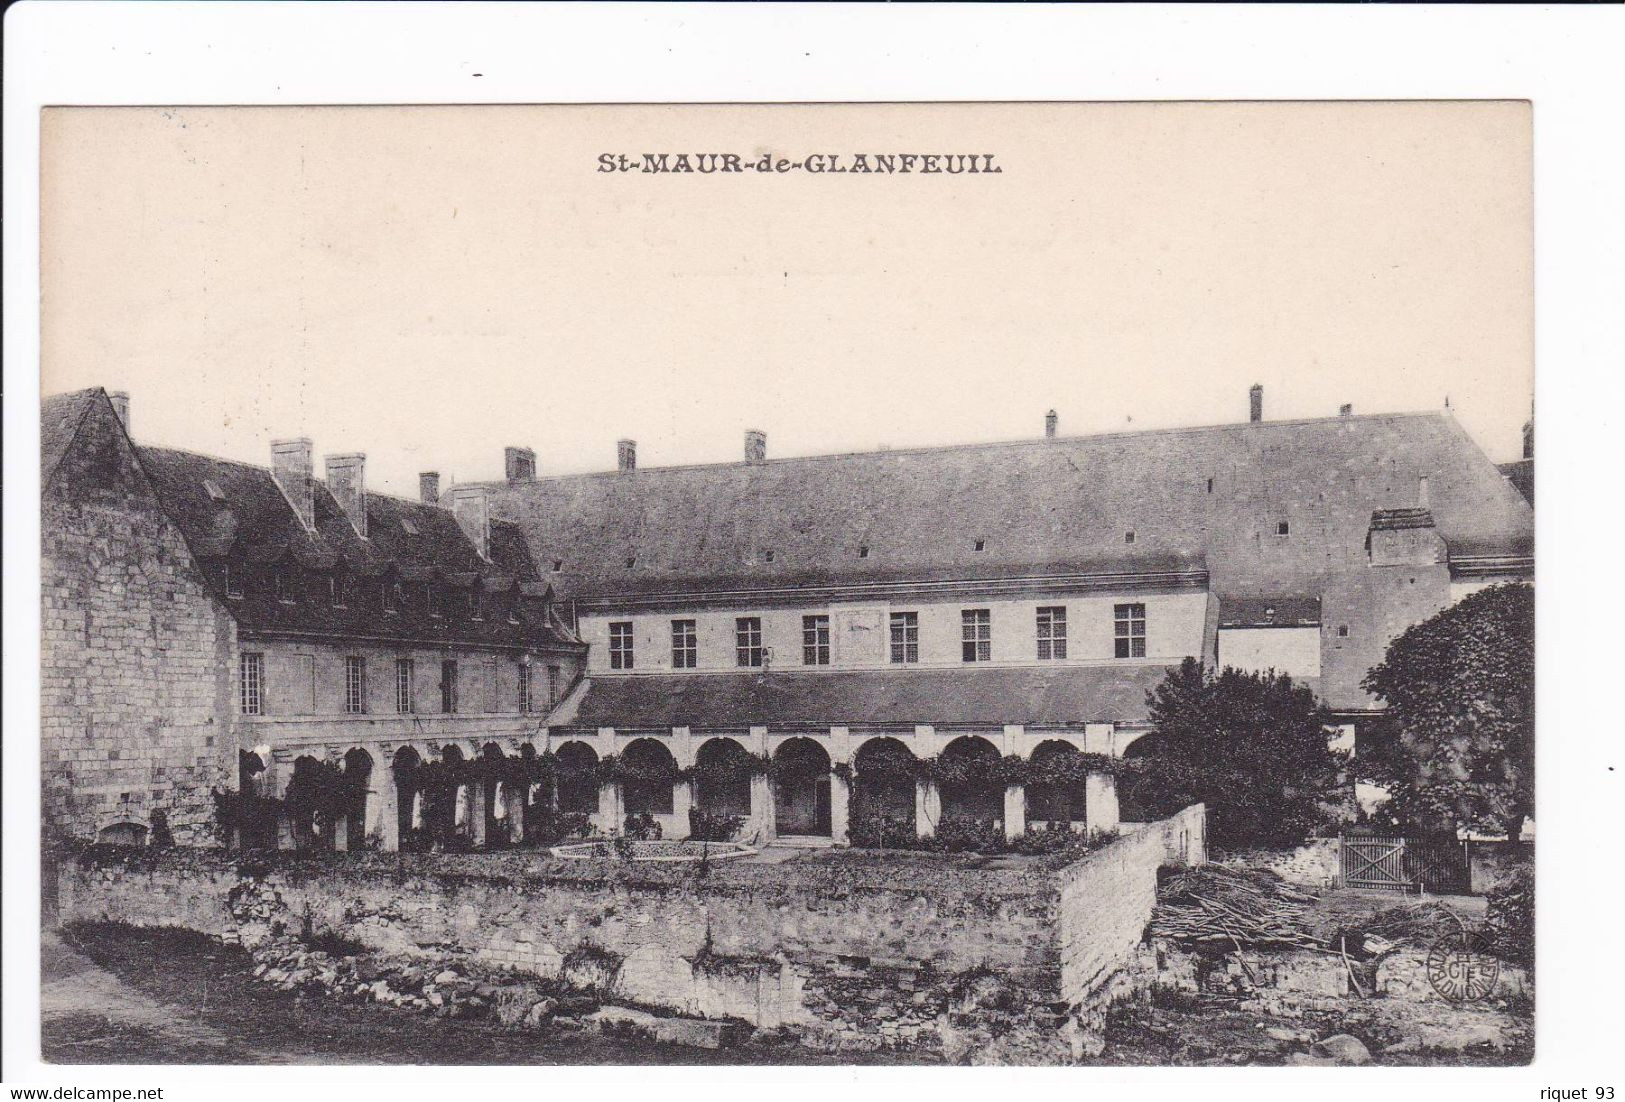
[41,385,1533,850]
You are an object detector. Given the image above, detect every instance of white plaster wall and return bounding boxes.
[580,589,1209,675]
[1216,626,1321,679]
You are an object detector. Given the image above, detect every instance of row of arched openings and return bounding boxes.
[249,733,1092,852]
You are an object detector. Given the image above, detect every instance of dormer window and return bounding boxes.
[384,580,402,614]
[202,478,226,501]
[429,587,444,619]
[468,588,482,620]
[552,559,563,572]
[1205,478,1214,494]
[327,575,340,607]
[625,556,636,569]
[401,517,419,536]
[765,549,775,562]
[1276,521,1290,536]
[223,563,243,599]
[973,539,986,552]
[274,570,294,603]
[858,545,869,559]
[1124,530,1136,545]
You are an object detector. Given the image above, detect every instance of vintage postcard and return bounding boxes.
[36,101,1534,1068]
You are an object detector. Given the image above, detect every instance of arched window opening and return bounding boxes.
[621,739,677,816]
[694,738,753,818]
[937,736,1003,825]
[1027,740,1087,826]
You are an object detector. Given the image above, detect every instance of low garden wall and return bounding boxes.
[58,804,1204,1061]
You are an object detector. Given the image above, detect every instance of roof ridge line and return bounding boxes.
[479,410,1451,485]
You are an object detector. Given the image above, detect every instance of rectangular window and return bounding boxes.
[427,585,443,619]
[735,617,764,667]
[344,656,367,714]
[240,652,264,715]
[395,658,414,714]
[1036,606,1068,661]
[383,581,400,614]
[889,612,919,665]
[609,621,635,670]
[274,570,294,603]
[1114,603,1147,658]
[547,665,561,708]
[671,619,698,669]
[802,614,831,665]
[518,663,533,713]
[961,609,992,663]
[441,659,459,713]
[223,563,242,599]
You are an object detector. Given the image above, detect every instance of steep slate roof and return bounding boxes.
[1218,596,1322,628]
[489,411,1533,602]
[133,444,578,649]
[565,665,1172,730]
[41,389,99,482]
[1498,458,1534,506]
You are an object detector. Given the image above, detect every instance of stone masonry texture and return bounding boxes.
[58,805,1205,1059]
[41,393,238,845]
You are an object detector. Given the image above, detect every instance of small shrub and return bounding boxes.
[1485,866,1534,968]
[1011,821,1086,856]
[927,818,1006,854]
[623,813,663,841]
[688,808,743,842]
[848,810,920,850]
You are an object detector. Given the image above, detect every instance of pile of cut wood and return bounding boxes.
[1152,866,1327,950]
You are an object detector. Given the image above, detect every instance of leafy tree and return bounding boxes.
[1121,657,1342,847]
[1359,582,1533,837]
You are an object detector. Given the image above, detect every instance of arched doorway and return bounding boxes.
[694,738,754,818]
[1027,740,1087,827]
[851,737,917,847]
[341,748,374,849]
[480,743,508,848]
[773,738,832,837]
[938,736,1003,824]
[554,742,600,816]
[439,745,469,846]
[284,755,331,850]
[391,746,424,851]
[621,739,677,817]
[237,749,277,850]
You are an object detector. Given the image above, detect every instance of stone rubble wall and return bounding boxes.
[1212,838,1342,888]
[56,805,1205,1061]
[1055,803,1207,1041]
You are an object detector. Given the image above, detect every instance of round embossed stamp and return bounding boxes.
[1425,930,1501,1002]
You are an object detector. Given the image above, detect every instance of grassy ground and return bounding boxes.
[42,924,933,1066]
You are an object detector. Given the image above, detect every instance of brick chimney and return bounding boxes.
[419,471,440,504]
[504,446,536,484]
[108,391,131,434]
[324,453,367,538]
[1045,409,1058,438]
[618,439,637,472]
[445,485,490,560]
[1339,403,1353,418]
[745,430,767,464]
[271,438,316,532]
[1249,384,1263,423]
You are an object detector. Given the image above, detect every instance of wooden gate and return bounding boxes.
[1341,834,1470,894]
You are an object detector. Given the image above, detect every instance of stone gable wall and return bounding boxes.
[42,400,237,844]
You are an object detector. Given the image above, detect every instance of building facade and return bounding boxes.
[42,389,587,850]
[42,385,1533,850]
